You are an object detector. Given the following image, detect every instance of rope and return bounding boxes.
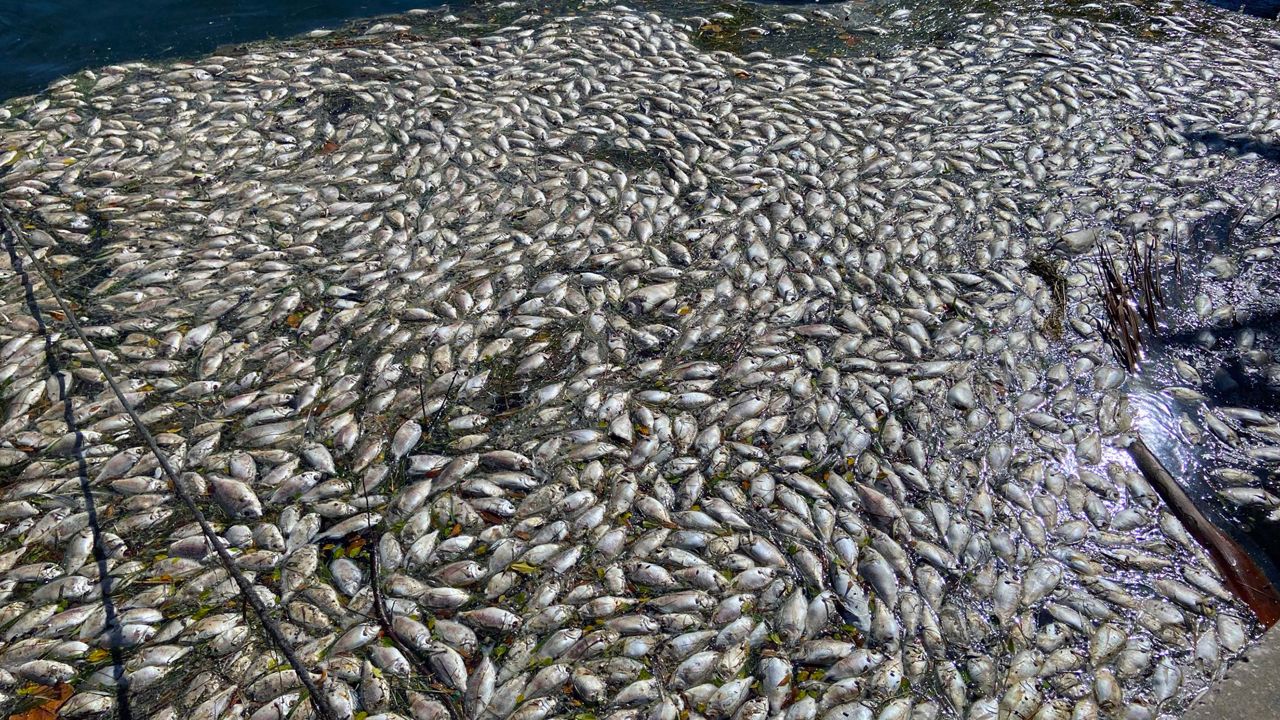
[0,206,339,720]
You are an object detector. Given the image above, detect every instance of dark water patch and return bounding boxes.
[322,90,373,122]
[1124,208,1280,590]
[1130,379,1280,582]
[0,0,444,102]
[1204,0,1280,18]
[3,0,1279,108]
[1187,131,1280,165]
[588,141,668,175]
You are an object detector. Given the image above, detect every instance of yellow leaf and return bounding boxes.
[509,562,538,574]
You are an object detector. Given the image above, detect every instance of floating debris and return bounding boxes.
[2,2,1280,720]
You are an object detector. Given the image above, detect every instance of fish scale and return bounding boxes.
[1,3,1280,720]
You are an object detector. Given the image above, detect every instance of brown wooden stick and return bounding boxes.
[1128,435,1280,627]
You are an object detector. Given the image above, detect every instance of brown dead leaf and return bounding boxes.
[477,510,505,525]
[319,140,339,155]
[13,682,73,720]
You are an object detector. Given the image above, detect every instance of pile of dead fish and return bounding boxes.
[2,2,1280,719]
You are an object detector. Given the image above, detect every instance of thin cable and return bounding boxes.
[0,206,339,720]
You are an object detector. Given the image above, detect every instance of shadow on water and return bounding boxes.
[1128,209,1280,587]
[2,226,133,717]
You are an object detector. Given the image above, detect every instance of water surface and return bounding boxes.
[4,0,1279,103]
[0,0,445,101]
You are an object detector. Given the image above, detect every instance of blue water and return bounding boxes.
[0,1,444,102]
[2,0,1278,103]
